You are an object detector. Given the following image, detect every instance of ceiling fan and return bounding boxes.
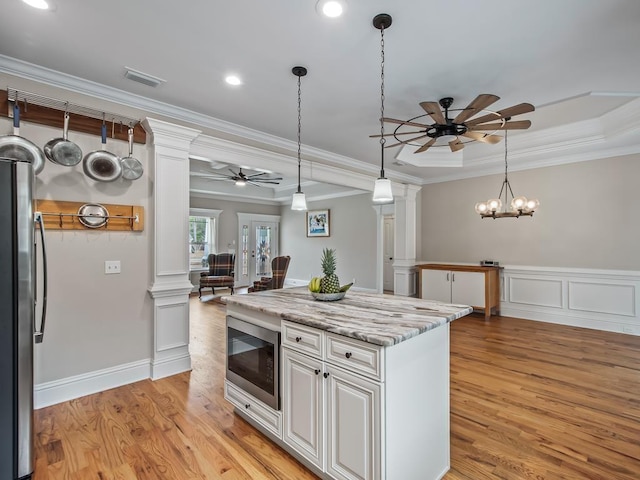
[199,167,283,187]
[372,94,535,153]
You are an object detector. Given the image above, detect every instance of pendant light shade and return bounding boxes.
[373,177,393,203]
[291,66,308,211]
[372,13,394,204]
[291,191,307,210]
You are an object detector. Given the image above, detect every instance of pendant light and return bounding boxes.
[372,13,394,204]
[475,119,539,218]
[291,66,308,211]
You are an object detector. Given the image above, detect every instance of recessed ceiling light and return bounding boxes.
[21,0,51,9]
[316,0,345,18]
[225,75,242,86]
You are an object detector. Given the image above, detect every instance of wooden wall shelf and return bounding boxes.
[0,90,146,144]
[36,199,144,232]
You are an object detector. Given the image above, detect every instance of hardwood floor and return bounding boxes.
[33,297,640,479]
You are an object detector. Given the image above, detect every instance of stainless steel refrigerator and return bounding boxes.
[0,156,47,480]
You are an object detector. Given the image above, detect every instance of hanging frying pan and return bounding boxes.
[82,122,122,182]
[120,127,143,180]
[77,203,109,229]
[44,111,83,166]
[0,103,45,175]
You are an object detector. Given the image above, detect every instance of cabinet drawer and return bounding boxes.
[282,320,324,358]
[225,380,282,439]
[326,333,384,382]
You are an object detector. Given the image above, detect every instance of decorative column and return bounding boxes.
[375,184,420,296]
[393,184,420,296]
[143,118,201,380]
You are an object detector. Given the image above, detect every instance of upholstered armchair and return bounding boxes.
[249,255,291,292]
[199,253,235,297]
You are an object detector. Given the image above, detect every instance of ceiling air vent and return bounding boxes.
[124,67,166,88]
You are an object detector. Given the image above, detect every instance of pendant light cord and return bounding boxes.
[379,23,386,178]
[297,74,303,193]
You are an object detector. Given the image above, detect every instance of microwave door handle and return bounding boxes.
[34,212,47,344]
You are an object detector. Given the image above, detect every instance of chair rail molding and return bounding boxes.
[143,117,201,380]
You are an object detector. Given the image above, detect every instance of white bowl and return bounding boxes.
[311,291,346,302]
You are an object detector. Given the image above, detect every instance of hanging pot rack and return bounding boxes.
[1,89,146,144]
[35,199,144,232]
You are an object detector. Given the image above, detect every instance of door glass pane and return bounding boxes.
[255,226,272,276]
[241,225,249,276]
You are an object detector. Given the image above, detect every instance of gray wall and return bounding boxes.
[4,118,154,385]
[280,193,378,289]
[190,196,281,254]
[420,154,640,270]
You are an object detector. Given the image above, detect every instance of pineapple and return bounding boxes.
[319,248,340,293]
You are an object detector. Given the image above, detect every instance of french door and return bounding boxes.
[237,213,280,286]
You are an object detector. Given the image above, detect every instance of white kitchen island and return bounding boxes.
[224,288,472,480]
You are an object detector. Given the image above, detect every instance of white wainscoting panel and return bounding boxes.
[568,281,635,317]
[500,266,640,336]
[156,302,190,352]
[509,276,564,308]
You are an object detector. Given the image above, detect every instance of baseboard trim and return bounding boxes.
[150,353,192,380]
[34,359,151,409]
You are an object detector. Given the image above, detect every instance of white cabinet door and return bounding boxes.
[452,271,485,308]
[282,348,324,469]
[421,269,451,302]
[326,366,381,480]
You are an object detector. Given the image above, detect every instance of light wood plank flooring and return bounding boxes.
[33,297,640,479]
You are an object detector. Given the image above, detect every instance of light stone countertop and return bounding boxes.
[223,287,473,346]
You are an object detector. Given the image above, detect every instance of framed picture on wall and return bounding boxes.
[306,209,330,237]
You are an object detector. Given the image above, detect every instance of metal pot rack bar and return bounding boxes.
[7,88,140,128]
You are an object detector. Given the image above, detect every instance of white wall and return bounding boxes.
[2,117,154,386]
[281,193,378,290]
[420,154,640,270]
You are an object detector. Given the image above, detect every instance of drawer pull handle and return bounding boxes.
[245,404,250,409]
[295,336,302,342]
[314,369,321,375]
[323,372,330,379]
[345,352,352,359]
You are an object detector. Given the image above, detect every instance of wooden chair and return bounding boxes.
[199,253,235,297]
[249,256,291,292]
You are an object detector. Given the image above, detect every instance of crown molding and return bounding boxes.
[0,55,422,186]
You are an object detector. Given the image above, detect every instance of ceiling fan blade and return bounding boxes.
[382,117,431,128]
[465,103,535,126]
[453,94,500,124]
[413,138,437,154]
[228,168,240,177]
[419,101,446,124]
[449,139,464,152]
[252,180,280,185]
[385,134,429,149]
[369,130,425,138]
[253,178,283,182]
[461,132,502,144]
[467,120,532,131]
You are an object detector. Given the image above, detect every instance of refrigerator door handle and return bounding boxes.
[34,212,47,344]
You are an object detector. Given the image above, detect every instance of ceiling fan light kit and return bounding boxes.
[475,123,539,219]
[372,13,394,204]
[291,66,308,211]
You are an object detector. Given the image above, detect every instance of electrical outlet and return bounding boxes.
[105,260,121,274]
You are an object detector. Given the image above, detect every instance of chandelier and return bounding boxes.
[475,120,539,219]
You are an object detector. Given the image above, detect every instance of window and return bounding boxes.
[189,208,222,270]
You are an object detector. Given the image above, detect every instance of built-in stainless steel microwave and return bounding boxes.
[226,316,280,410]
